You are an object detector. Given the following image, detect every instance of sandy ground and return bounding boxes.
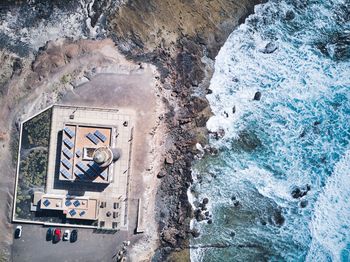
[0,38,166,261]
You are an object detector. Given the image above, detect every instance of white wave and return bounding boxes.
[192,0,350,260]
[307,150,350,261]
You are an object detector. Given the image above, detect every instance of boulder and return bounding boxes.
[157,170,167,178]
[253,91,262,101]
[191,229,200,238]
[165,154,174,164]
[291,184,310,199]
[285,10,295,21]
[202,198,209,205]
[261,42,278,54]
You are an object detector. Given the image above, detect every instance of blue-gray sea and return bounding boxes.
[190,0,350,261]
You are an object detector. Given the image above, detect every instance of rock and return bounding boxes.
[196,212,206,222]
[253,91,262,101]
[191,229,200,238]
[291,184,311,199]
[206,89,213,94]
[261,42,278,54]
[232,106,236,114]
[165,154,174,164]
[204,211,210,217]
[285,10,295,21]
[194,209,202,221]
[157,170,167,178]
[204,146,219,156]
[12,58,22,76]
[300,200,308,208]
[233,200,240,207]
[207,219,212,224]
[273,210,285,226]
[230,231,236,237]
[162,228,178,246]
[202,198,209,205]
[190,96,208,113]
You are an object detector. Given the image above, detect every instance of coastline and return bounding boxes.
[0,1,264,261]
[106,0,264,259]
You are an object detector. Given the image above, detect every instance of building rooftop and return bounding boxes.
[29,105,134,230]
[59,124,112,183]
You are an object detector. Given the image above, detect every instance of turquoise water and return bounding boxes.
[190,0,350,261]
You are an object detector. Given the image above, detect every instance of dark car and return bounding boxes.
[53,228,61,243]
[46,228,53,241]
[70,229,78,243]
[14,225,22,239]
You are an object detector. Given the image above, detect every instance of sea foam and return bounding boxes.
[190,0,350,260]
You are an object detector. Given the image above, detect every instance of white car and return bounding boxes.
[63,230,70,241]
[15,225,22,239]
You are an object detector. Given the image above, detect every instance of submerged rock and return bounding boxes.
[235,130,262,152]
[233,200,240,207]
[300,200,308,208]
[285,10,295,21]
[273,210,285,226]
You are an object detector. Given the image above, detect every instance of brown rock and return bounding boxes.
[165,154,174,164]
[157,170,167,178]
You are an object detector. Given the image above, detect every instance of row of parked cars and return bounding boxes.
[47,228,78,243]
[14,225,78,244]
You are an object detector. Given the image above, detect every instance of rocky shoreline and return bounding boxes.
[105,0,264,259]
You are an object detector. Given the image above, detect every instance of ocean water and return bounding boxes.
[190,0,350,261]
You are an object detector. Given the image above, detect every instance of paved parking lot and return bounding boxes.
[11,224,129,262]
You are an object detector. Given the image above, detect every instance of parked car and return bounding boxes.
[63,230,70,241]
[46,228,53,241]
[53,228,61,243]
[14,225,22,239]
[70,229,78,243]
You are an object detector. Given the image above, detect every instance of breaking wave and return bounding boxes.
[190,0,350,261]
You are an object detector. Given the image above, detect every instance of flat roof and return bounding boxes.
[59,124,112,183]
[42,105,133,230]
[39,194,99,220]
